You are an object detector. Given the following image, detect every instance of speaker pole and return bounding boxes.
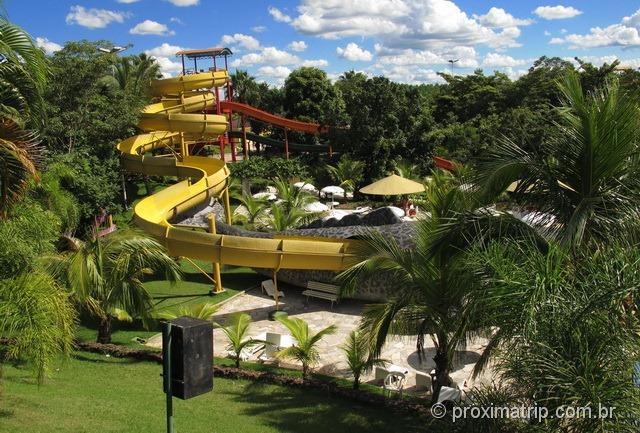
[162,322,175,433]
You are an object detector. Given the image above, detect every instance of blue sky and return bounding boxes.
[8,0,640,84]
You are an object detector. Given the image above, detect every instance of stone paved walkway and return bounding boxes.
[209,284,494,393]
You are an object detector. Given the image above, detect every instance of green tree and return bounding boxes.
[230,69,261,106]
[275,315,336,379]
[233,192,268,229]
[283,67,345,126]
[325,155,365,192]
[155,302,219,321]
[0,271,76,384]
[267,203,313,231]
[0,18,48,215]
[341,330,386,390]
[468,240,640,432]
[213,313,263,368]
[339,174,488,398]
[477,72,640,249]
[45,230,181,343]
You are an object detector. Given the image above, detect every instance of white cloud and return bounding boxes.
[475,7,533,28]
[35,37,62,55]
[549,37,565,44]
[170,17,184,25]
[533,5,582,20]
[256,65,292,85]
[286,0,524,50]
[117,0,140,3]
[561,9,640,48]
[145,43,183,57]
[288,40,307,52]
[375,65,446,84]
[220,33,260,50]
[130,20,175,36]
[269,7,292,23]
[231,46,327,71]
[544,30,551,36]
[374,44,478,68]
[65,6,128,29]
[302,59,328,67]
[165,0,199,6]
[252,25,267,33]
[145,43,185,77]
[482,52,528,68]
[336,42,372,61]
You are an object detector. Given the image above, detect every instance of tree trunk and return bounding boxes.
[431,334,452,401]
[97,316,112,344]
[235,353,240,369]
[302,364,308,380]
[353,374,360,390]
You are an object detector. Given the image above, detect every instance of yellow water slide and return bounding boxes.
[117,71,354,278]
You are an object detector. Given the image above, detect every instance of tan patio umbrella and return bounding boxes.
[359,174,425,195]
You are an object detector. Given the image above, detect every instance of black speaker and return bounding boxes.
[163,316,213,400]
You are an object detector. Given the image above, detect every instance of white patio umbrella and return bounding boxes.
[293,181,317,192]
[304,201,329,213]
[320,185,345,209]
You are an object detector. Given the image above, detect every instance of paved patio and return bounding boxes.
[209,283,494,393]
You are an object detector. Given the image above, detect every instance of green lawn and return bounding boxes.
[0,353,428,433]
[76,262,262,346]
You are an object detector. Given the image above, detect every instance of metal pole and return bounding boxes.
[284,128,289,159]
[241,115,248,159]
[208,215,223,295]
[162,322,174,433]
[181,54,185,75]
[121,172,129,210]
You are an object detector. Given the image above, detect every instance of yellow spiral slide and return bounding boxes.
[117,71,355,282]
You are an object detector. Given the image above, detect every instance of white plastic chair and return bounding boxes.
[437,386,462,404]
[258,332,281,362]
[383,372,406,398]
[261,279,285,299]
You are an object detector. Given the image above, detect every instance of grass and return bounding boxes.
[0,353,429,433]
[76,261,262,346]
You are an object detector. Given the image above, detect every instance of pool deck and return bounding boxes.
[208,284,494,393]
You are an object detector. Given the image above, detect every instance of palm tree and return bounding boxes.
[476,72,640,250]
[230,69,261,105]
[155,302,219,321]
[0,271,76,383]
[234,192,268,229]
[467,240,640,432]
[338,174,492,398]
[275,315,336,379]
[341,330,386,390]
[326,155,365,193]
[0,18,48,216]
[45,230,181,344]
[272,176,315,213]
[213,313,263,368]
[267,202,315,231]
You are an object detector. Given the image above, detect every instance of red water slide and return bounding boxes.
[219,101,329,134]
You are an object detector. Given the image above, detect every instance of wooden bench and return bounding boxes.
[302,281,340,308]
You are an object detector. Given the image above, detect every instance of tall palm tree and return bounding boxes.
[230,69,261,105]
[45,230,181,343]
[275,315,336,379]
[326,156,365,193]
[0,18,48,216]
[339,174,491,398]
[467,240,640,432]
[476,72,640,250]
[0,271,76,383]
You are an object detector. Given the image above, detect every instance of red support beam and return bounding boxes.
[241,114,248,160]
[284,127,289,159]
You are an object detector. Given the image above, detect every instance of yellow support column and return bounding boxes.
[222,188,232,225]
[208,214,224,295]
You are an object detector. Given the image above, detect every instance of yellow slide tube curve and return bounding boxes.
[117,71,354,271]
